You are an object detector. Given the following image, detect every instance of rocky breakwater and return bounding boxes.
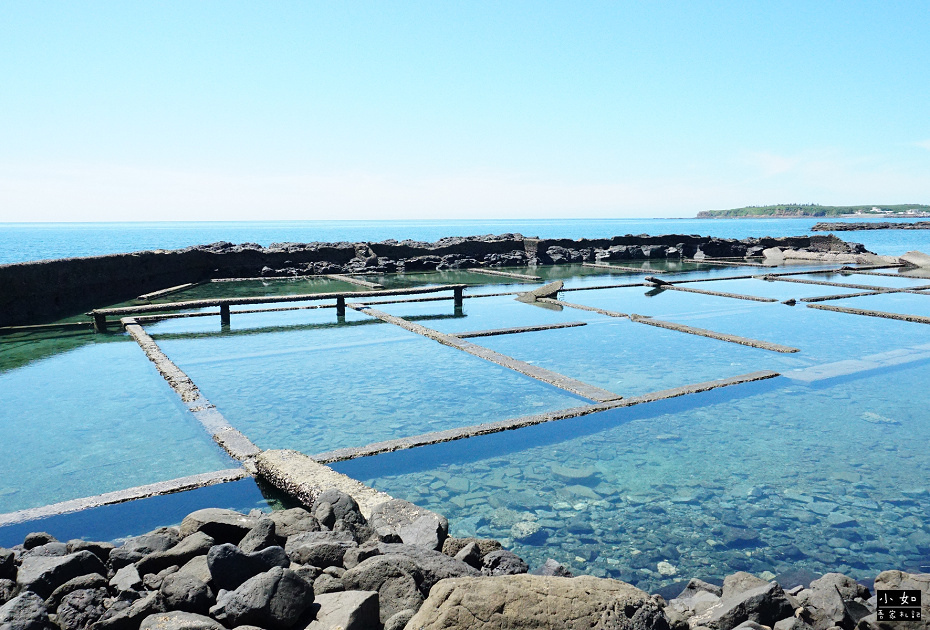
[0,233,866,327]
[0,491,659,630]
[812,222,930,231]
[2,500,927,630]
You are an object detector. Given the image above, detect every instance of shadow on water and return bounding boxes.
[149,311,466,341]
[331,376,786,480]
[1,308,464,373]
[0,478,296,547]
[0,329,127,374]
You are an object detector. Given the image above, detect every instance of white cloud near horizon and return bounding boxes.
[2,151,929,222]
[0,162,739,221]
[915,139,930,151]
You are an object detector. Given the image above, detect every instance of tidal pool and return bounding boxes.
[469,315,782,397]
[157,322,587,455]
[7,257,929,593]
[0,335,236,513]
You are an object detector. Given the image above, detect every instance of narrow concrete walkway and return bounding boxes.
[628,314,800,353]
[349,304,623,403]
[314,370,780,464]
[123,318,261,461]
[0,468,247,527]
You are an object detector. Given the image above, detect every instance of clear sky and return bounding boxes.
[1,2,928,221]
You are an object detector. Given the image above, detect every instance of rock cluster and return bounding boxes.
[2,498,928,630]
[666,569,930,630]
[199,233,864,278]
[811,222,930,231]
[0,492,556,630]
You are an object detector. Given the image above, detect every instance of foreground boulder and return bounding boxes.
[209,567,313,629]
[305,590,379,630]
[206,543,289,591]
[0,592,54,630]
[55,587,108,630]
[855,570,929,630]
[16,552,106,599]
[136,533,215,576]
[138,611,223,630]
[108,530,180,570]
[93,591,168,630]
[341,555,424,624]
[179,509,259,544]
[687,572,795,630]
[405,574,670,630]
[798,572,871,629]
[369,500,449,551]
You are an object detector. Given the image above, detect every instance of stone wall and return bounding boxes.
[0,234,863,327]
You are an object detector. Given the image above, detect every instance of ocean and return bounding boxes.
[2,217,930,264]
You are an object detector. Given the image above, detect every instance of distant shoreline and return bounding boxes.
[700,213,930,219]
[698,204,930,219]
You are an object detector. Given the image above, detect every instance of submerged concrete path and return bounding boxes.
[452,321,587,338]
[628,314,800,353]
[537,297,797,353]
[785,343,930,383]
[349,304,624,403]
[123,318,261,461]
[0,469,247,527]
[470,268,542,281]
[807,303,930,324]
[314,370,780,463]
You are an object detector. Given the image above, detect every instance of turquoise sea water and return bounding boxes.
[4,217,930,263]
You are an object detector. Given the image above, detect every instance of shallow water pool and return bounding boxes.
[157,322,587,454]
[0,336,236,513]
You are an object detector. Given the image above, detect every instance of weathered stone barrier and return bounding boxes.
[812,221,930,231]
[0,233,863,327]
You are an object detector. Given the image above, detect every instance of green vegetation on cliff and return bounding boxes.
[697,204,930,218]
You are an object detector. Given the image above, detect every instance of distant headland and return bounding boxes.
[697,203,930,218]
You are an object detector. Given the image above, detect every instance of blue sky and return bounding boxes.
[1,2,928,221]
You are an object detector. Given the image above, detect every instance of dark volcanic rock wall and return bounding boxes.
[812,221,930,231]
[0,233,864,327]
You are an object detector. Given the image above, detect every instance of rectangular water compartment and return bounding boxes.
[561,285,772,320]
[470,315,785,397]
[823,291,930,319]
[376,294,601,335]
[145,276,369,303]
[1,327,100,374]
[668,300,930,368]
[144,300,372,336]
[0,337,237,514]
[355,270,536,294]
[333,364,930,593]
[0,478,279,547]
[800,271,930,289]
[157,324,587,455]
[688,278,865,301]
